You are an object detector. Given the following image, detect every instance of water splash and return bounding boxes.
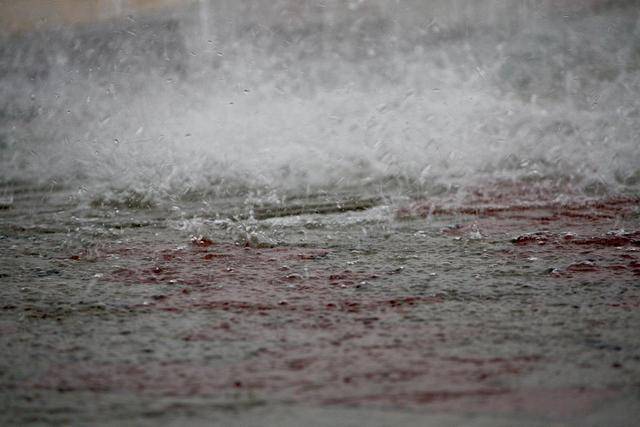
[1,1,639,209]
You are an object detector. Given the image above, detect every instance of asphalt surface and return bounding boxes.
[1,184,639,425]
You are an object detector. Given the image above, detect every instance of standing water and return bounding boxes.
[1,1,639,425]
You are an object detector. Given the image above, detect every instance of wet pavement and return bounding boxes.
[1,183,639,425]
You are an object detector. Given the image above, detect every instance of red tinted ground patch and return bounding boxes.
[401,182,639,281]
[35,234,618,419]
[40,237,571,417]
[98,242,391,313]
[507,229,640,278]
[34,183,637,419]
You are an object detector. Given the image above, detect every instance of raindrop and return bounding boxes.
[468,230,482,240]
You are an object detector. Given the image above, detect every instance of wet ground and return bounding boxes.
[1,182,639,426]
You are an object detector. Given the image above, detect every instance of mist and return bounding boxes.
[1,0,639,206]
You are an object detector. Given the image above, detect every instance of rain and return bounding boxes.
[1,1,639,425]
